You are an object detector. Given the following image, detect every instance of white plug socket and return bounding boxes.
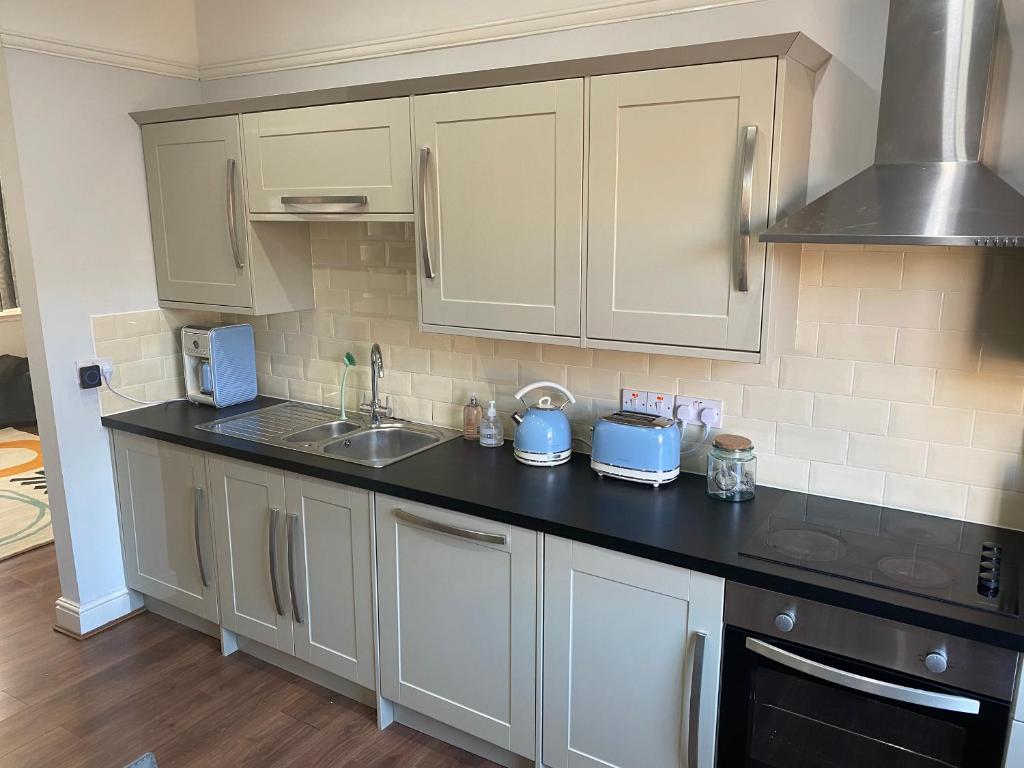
[620,388,648,412]
[673,395,723,428]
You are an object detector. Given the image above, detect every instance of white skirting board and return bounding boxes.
[54,587,144,636]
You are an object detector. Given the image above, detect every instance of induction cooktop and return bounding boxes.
[740,496,1020,617]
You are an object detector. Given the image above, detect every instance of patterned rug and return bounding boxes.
[0,427,50,563]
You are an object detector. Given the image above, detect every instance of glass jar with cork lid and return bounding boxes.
[707,434,756,502]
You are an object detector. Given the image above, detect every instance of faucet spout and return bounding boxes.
[369,343,384,426]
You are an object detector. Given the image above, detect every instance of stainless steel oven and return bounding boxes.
[718,584,1020,767]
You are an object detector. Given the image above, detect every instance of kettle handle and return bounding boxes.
[514,380,576,408]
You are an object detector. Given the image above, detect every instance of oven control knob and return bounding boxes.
[773,611,796,633]
[924,651,948,675]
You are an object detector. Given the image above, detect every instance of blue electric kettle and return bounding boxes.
[511,381,576,467]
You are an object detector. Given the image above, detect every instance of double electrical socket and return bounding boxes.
[620,388,723,427]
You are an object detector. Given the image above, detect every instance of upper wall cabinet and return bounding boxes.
[142,117,314,315]
[587,59,776,355]
[242,98,413,215]
[413,81,585,342]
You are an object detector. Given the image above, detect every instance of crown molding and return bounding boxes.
[199,0,760,80]
[0,30,199,80]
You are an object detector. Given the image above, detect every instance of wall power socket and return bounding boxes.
[621,389,723,426]
[77,358,112,390]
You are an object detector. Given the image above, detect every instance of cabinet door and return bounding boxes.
[287,473,375,689]
[142,116,253,309]
[414,80,584,338]
[243,99,413,214]
[113,433,218,623]
[587,59,777,352]
[207,456,293,652]
[376,496,537,757]
[543,538,724,768]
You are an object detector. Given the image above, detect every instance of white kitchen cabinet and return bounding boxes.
[586,58,783,356]
[113,433,219,623]
[243,98,413,214]
[413,80,585,342]
[376,496,538,757]
[142,117,313,314]
[287,472,375,690]
[542,537,724,768]
[207,455,375,687]
[207,455,294,653]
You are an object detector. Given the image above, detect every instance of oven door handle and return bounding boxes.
[745,638,981,715]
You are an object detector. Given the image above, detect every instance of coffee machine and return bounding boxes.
[181,324,257,408]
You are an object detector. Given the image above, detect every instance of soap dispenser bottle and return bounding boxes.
[463,394,483,440]
[479,400,504,447]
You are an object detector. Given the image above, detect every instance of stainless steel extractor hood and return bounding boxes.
[762,0,1024,247]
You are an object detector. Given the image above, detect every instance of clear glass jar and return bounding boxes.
[707,434,756,502]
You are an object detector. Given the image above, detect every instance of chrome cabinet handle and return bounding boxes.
[394,508,506,546]
[226,158,244,270]
[193,487,209,588]
[280,195,368,205]
[268,506,284,617]
[736,125,757,293]
[745,638,980,714]
[417,147,437,279]
[687,631,708,768]
[286,512,302,624]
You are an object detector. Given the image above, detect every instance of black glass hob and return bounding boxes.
[740,496,1020,617]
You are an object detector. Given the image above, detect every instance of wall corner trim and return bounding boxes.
[197,0,763,80]
[0,31,200,80]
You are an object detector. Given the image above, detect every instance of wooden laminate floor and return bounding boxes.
[0,545,498,768]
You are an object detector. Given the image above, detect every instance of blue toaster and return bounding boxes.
[591,411,681,487]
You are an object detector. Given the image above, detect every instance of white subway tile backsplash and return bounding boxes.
[91,231,1024,529]
[812,393,890,435]
[852,363,935,404]
[858,289,941,329]
[847,433,927,475]
[777,424,848,464]
[743,386,813,425]
[888,403,974,446]
[809,463,885,505]
[779,355,854,395]
[822,250,902,289]
[818,323,897,364]
[884,475,968,518]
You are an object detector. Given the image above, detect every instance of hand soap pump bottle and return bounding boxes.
[479,400,504,447]
[463,394,483,440]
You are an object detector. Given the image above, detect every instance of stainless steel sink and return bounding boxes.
[196,401,460,467]
[283,420,362,445]
[322,423,442,464]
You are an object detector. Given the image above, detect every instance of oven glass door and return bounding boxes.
[717,627,1010,768]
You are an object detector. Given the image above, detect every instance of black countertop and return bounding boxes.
[103,397,1024,652]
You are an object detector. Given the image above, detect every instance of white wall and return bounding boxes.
[197,0,1024,200]
[0,0,199,77]
[194,0,753,77]
[0,312,26,356]
[2,48,199,631]
[198,0,888,203]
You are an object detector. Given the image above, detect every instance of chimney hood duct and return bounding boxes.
[762,0,1024,247]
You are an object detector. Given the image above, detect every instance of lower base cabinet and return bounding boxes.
[113,433,731,766]
[113,433,219,623]
[207,455,375,688]
[542,537,724,768]
[375,496,539,758]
